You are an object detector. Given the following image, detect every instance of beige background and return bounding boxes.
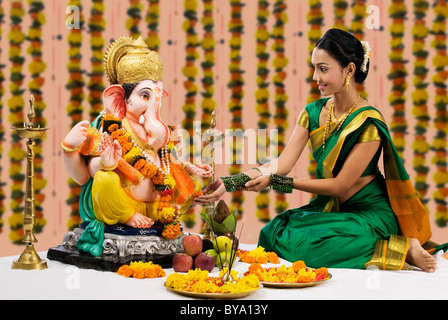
[0,0,446,256]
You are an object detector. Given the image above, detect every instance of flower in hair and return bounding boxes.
[360,41,371,73]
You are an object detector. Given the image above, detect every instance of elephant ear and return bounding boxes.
[103,85,126,119]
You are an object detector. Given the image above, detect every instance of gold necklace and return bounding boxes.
[322,95,361,149]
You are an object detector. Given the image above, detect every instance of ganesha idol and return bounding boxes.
[52,36,212,261]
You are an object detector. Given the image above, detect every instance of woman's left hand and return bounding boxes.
[244,175,270,192]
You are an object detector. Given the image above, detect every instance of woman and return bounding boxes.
[194,29,437,272]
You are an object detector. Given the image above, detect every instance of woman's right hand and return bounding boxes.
[63,120,90,150]
[193,179,226,204]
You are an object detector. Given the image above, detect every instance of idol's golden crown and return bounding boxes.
[104,36,164,84]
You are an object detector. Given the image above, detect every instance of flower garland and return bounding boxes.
[333,0,348,30]
[87,0,105,121]
[411,0,431,210]
[272,0,288,215]
[182,0,199,227]
[200,0,216,130]
[228,0,245,218]
[388,0,408,161]
[8,0,26,244]
[431,0,448,227]
[306,0,323,189]
[254,0,271,222]
[27,0,47,234]
[0,0,5,234]
[117,261,165,279]
[65,0,85,231]
[350,0,368,100]
[182,0,199,163]
[145,0,160,51]
[126,0,142,39]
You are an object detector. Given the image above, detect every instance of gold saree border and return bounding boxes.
[297,109,310,131]
[365,235,410,270]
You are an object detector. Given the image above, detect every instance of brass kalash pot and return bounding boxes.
[11,96,48,270]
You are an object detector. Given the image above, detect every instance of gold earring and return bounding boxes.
[345,75,351,91]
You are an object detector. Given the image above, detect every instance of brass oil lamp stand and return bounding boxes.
[196,111,224,242]
[11,96,48,270]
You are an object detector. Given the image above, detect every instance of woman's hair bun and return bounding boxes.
[315,29,369,83]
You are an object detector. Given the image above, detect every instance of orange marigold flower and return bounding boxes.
[315,267,329,276]
[159,194,171,202]
[255,255,267,264]
[132,268,145,279]
[297,275,312,283]
[248,263,263,274]
[157,201,170,210]
[108,123,119,132]
[266,252,279,264]
[110,130,124,141]
[152,171,164,185]
[122,143,133,155]
[104,114,120,121]
[117,265,133,277]
[162,223,181,239]
[145,164,158,178]
[292,260,306,272]
[134,159,146,170]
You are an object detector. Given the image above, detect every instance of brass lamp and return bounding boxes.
[11,95,48,270]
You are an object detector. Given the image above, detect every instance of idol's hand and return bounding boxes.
[244,175,270,192]
[99,132,122,168]
[63,120,90,150]
[193,179,226,204]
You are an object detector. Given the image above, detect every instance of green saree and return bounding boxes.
[258,98,431,269]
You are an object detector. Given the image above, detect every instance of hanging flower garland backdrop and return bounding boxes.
[27,0,47,234]
[0,0,5,234]
[65,0,85,231]
[8,0,26,244]
[254,0,271,222]
[145,0,160,52]
[87,0,105,121]
[431,0,448,227]
[272,0,288,215]
[388,0,408,162]
[306,0,323,192]
[411,0,431,210]
[228,0,245,218]
[1,0,448,248]
[181,0,199,228]
[350,0,368,99]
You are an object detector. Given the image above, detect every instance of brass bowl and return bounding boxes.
[12,127,48,140]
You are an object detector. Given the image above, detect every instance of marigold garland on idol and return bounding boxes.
[11,96,48,270]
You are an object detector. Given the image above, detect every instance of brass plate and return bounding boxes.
[164,282,262,299]
[260,274,332,288]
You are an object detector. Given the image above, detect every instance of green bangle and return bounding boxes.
[269,174,293,194]
[221,176,236,192]
[252,167,263,177]
[231,173,251,189]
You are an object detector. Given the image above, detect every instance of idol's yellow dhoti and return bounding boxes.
[92,170,158,225]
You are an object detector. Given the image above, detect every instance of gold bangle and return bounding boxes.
[61,141,80,153]
[99,158,118,171]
